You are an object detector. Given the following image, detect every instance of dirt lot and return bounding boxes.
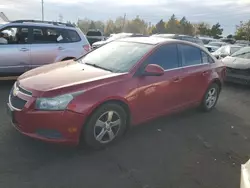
[0,81,250,188]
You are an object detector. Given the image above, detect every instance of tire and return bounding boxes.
[83,103,127,149]
[200,83,220,112]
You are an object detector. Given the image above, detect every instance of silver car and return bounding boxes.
[0,20,90,76]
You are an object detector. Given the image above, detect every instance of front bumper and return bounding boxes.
[7,102,87,146]
[225,72,250,85]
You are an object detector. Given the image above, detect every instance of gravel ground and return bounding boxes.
[0,81,250,188]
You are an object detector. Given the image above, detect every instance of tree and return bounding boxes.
[179,16,194,35]
[227,34,233,38]
[210,22,223,38]
[155,19,166,33]
[94,20,105,32]
[197,22,211,36]
[77,18,91,33]
[89,21,96,30]
[104,19,115,36]
[235,20,250,40]
[165,14,180,34]
[124,16,148,34]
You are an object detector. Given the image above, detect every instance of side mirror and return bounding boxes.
[142,64,164,76]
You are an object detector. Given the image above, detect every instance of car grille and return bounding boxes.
[9,89,27,110]
[16,82,32,96]
[9,82,30,110]
[226,67,250,76]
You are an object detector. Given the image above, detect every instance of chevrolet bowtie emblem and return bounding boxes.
[13,86,19,96]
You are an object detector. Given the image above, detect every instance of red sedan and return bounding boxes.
[7,37,225,148]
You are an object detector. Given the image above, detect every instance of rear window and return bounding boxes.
[67,30,81,42]
[86,31,102,37]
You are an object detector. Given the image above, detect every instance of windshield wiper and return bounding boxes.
[85,63,113,72]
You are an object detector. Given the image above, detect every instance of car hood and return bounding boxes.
[18,60,121,92]
[222,56,250,69]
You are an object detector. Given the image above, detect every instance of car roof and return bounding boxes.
[117,37,208,50]
[118,37,173,45]
[1,22,76,30]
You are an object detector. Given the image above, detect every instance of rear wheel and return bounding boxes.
[83,103,127,149]
[200,83,220,112]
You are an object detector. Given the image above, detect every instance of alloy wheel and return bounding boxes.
[94,111,121,144]
[205,87,217,109]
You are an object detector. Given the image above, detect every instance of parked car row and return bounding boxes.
[4,21,226,148]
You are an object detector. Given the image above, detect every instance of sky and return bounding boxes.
[1,0,250,35]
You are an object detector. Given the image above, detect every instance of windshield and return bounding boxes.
[207,42,223,47]
[79,41,153,73]
[230,46,241,54]
[231,47,250,59]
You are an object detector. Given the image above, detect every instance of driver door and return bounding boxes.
[134,44,185,123]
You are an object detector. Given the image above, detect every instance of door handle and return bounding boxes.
[58,46,65,50]
[202,71,209,76]
[173,77,182,82]
[20,48,29,52]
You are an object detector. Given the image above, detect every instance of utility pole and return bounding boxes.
[41,0,44,21]
[122,13,126,32]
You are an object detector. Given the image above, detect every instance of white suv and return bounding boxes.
[0,20,91,77]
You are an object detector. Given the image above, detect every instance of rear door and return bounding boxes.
[29,26,61,69]
[0,26,31,75]
[135,43,185,121]
[178,44,212,104]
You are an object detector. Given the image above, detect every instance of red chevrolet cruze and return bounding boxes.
[7,37,225,148]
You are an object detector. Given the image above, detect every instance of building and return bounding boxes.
[0,12,9,24]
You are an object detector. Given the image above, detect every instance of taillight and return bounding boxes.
[83,44,91,52]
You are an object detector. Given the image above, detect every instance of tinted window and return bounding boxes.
[86,31,102,36]
[32,27,66,44]
[202,51,214,64]
[0,26,29,44]
[67,30,81,42]
[146,44,179,70]
[180,44,202,66]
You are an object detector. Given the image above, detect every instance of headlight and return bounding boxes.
[35,94,74,111]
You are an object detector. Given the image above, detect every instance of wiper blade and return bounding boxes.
[85,63,113,72]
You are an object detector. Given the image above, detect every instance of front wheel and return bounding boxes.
[83,103,127,149]
[200,83,220,112]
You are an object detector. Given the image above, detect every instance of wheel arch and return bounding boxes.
[84,98,132,131]
[210,78,222,92]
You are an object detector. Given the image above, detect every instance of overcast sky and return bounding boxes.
[1,0,250,35]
